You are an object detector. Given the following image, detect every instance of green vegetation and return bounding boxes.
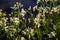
[0,0,60,40]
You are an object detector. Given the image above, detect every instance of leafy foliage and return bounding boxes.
[0,0,60,40]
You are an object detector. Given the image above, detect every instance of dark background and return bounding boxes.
[0,0,37,9]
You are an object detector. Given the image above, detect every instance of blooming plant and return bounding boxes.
[0,0,60,40]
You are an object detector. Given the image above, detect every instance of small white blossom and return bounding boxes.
[34,18,41,25]
[45,0,49,2]
[14,17,20,25]
[10,17,13,22]
[11,12,13,14]
[53,25,56,30]
[53,8,57,12]
[9,14,11,16]
[51,31,56,37]
[56,38,58,40]
[0,9,2,11]
[28,18,31,23]
[0,21,2,26]
[5,26,9,31]
[13,28,16,31]
[22,30,26,35]
[42,18,45,22]
[37,13,42,18]
[49,11,52,14]
[28,6,31,10]
[26,28,29,32]
[21,9,26,16]
[52,7,58,12]
[10,17,20,25]
[37,0,41,4]
[43,8,48,14]
[30,29,35,36]
[38,24,41,28]
[11,2,22,10]
[21,37,26,40]
[33,5,37,11]
[16,2,19,5]
[1,17,7,25]
[48,34,52,38]
[16,37,18,40]
[43,9,46,14]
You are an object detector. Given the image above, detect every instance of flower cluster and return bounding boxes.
[0,1,60,40]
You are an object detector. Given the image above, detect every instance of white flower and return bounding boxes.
[51,31,56,37]
[0,21,2,26]
[0,17,7,26]
[2,17,7,23]
[21,37,26,40]
[37,0,41,3]
[26,28,29,32]
[56,38,58,40]
[53,8,57,12]
[5,26,8,29]
[10,17,20,25]
[28,6,31,10]
[52,7,58,12]
[33,5,37,11]
[14,17,20,25]
[48,34,52,38]
[5,18,8,20]
[37,0,41,2]
[38,24,41,28]
[9,14,11,16]
[35,13,42,25]
[22,30,26,35]
[42,18,45,22]
[36,13,42,18]
[38,6,43,12]
[16,2,19,5]
[16,37,18,40]
[45,0,49,2]
[28,18,31,23]
[21,9,26,16]
[11,2,22,10]
[49,11,52,14]
[43,9,46,14]
[34,18,41,25]
[10,17,13,22]
[13,28,16,31]
[30,29,35,36]
[11,4,17,10]
[43,8,48,14]
[21,9,26,13]
[5,26,9,31]
[11,12,13,14]
[0,9,2,11]
[53,25,56,30]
